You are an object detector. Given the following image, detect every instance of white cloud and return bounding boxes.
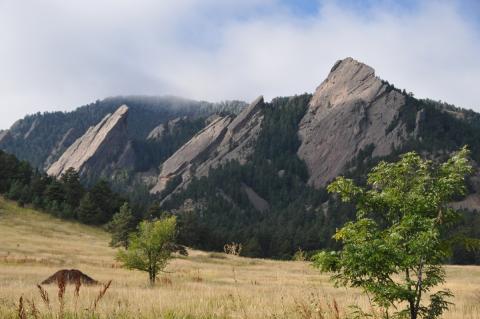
[0,0,479,129]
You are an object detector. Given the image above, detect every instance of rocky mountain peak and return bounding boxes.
[308,57,381,117]
[47,105,132,179]
[228,96,264,133]
[298,58,408,188]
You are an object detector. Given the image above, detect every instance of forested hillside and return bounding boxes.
[163,92,480,262]
[1,58,480,264]
[0,96,245,170]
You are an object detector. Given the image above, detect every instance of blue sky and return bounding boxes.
[0,0,479,129]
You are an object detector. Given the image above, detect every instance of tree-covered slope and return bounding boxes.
[2,57,480,264]
[0,96,245,170]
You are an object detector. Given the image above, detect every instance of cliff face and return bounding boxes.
[44,128,79,170]
[151,96,265,194]
[147,116,188,141]
[3,57,479,215]
[298,57,409,187]
[0,130,7,144]
[0,96,237,170]
[150,115,233,194]
[47,105,134,179]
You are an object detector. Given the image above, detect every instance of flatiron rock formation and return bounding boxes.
[147,123,166,140]
[151,96,265,194]
[43,128,79,170]
[298,57,409,188]
[0,130,7,143]
[47,105,134,179]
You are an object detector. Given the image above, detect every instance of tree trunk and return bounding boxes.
[149,270,156,286]
[409,300,416,319]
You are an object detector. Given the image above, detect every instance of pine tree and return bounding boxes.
[107,202,135,248]
[60,168,84,207]
[77,192,101,224]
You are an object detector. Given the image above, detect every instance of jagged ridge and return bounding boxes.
[47,105,132,179]
[298,57,410,187]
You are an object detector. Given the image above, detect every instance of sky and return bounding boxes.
[0,0,479,129]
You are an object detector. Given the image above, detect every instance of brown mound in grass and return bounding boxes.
[41,269,99,285]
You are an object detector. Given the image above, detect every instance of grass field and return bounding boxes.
[0,197,479,319]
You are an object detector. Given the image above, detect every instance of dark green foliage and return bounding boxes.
[413,99,480,159]
[3,88,480,266]
[0,96,245,170]
[163,93,480,263]
[107,202,136,248]
[88,180,124,224]
[0,149,125,225]
[314,148,473,319]
[449,209,480,264]
[165,94,339,258]
[77,192,102,224]
[0,151,32,193]
[60,168,84,208]
[386,94,418,134]
[132,117,206,172]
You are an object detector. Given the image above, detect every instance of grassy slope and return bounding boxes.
[0,197,479,318]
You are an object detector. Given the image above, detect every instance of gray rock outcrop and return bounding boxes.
[47,105,134,179]
[241,183,270,212]
[298,57,407,188]
[147,124,165,140]
[151,96,265,194]
[43,128,78,170]
[147,117,187,141]
[0,130,7,144]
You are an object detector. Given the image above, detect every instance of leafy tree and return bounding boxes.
[313,147,474,319]
[107,202,136,248]
[117,216,177,285]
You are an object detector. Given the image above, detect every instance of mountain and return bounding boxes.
[1,57,480,260]
[151,96,265,196]
[47,105,133,180]
[0,96,247,189]
[0,96,246,171]
[298,58,408,187]
[154,58,480,258]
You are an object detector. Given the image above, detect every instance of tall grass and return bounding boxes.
[15,278,111,319]
[1,197,480,319]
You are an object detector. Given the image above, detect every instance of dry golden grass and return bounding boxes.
[0,197,479,318]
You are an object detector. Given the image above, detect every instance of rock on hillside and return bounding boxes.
[47,105,134,180]
[0,130,7,143]
[147,124,166,140]
[43,128,79,170]
[0,95,242,170]
[147,116,187,141]
[151,96,265,194]
[298,57,409,188]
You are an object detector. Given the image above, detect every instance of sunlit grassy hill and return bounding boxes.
[0,197,479,318]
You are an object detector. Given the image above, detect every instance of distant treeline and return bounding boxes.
[0,149,126,225]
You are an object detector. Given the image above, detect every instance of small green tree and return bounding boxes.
[313,147,474,319]
[107,202,136,249]
[117,216,177,285]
